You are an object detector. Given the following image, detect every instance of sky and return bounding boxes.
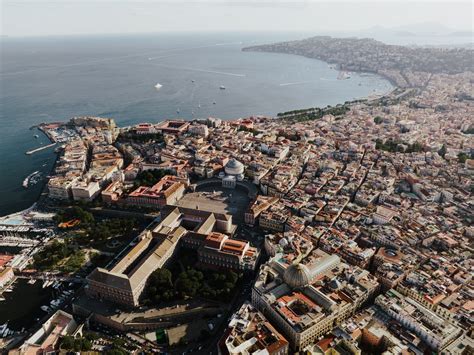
[1,0,472,37]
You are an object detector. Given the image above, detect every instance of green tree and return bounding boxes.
[374,116,383,124]
[60,335,74,350]
[438,144,447,158]
[458,152,469,164]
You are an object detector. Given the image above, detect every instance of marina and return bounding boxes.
[0,278,55,332]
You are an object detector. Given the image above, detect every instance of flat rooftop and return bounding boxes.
[176,187,250,223]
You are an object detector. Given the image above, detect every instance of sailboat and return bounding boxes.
[154,83,163,90]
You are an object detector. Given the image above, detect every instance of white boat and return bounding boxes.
[219,85,226,90]
[40,305,50,312]
[337,71,351,80]
[23,171,40,188]
[0,323,9,338]
[34,134,39,138]
[154,83,163,90]
[28,278,37,285]
[42,280,53,288]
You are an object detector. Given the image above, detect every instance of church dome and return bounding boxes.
[225,158,244,175]
[283,263,311,288]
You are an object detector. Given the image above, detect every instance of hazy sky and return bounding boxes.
[1,0,472,37]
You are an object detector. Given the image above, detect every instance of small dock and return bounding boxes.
[25,143,56,155]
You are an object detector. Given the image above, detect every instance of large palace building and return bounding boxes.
[251,236,379,351]
[86,205,259,307]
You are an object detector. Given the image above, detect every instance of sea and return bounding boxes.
[0,31,397,216]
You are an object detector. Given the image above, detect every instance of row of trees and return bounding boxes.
[143,267,240,306]
[277,104,350,122]
[55,206,95,225]
[375,138,424,153]
[83,218,136,244]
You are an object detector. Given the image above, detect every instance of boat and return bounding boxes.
[219,85,226,90]
[176,109,180,114]
[154,83,163,90]
[34,134,39,138]
[40,305,50,312]
[27,278,36,285]
[42,280,53,288]
[337,71,351,80]
[0,323,9,338]
[23,171,40,188]
[191,80,195,83]
[213,101,216,105]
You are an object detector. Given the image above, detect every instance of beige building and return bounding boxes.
[251,249,379,351]
[71,180,101,202]
[86,205,258,307]
[218,302,289,355]
[15,310,78,355]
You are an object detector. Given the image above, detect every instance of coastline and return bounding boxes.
[1,44,397,218]
[243,47,400,95]
[1,71,394,219]
[0,127,60,219]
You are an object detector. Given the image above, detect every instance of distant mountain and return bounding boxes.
[390,22,453,35]
[362,22,472,37]
[448,31,474,37]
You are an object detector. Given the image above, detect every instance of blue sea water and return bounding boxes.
[0,32,393,216]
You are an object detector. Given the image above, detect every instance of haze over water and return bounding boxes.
[0,32,394,216]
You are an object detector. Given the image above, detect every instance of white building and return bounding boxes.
[251,249,379,351]
[375,289,462,351]
[71,180,101,202]
[188,124,209,137]
[17,310,78,354]
[48,177,74,200]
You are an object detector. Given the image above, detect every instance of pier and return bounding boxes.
[25,143,56,155]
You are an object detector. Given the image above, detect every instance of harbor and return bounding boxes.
[0,278,55,332]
